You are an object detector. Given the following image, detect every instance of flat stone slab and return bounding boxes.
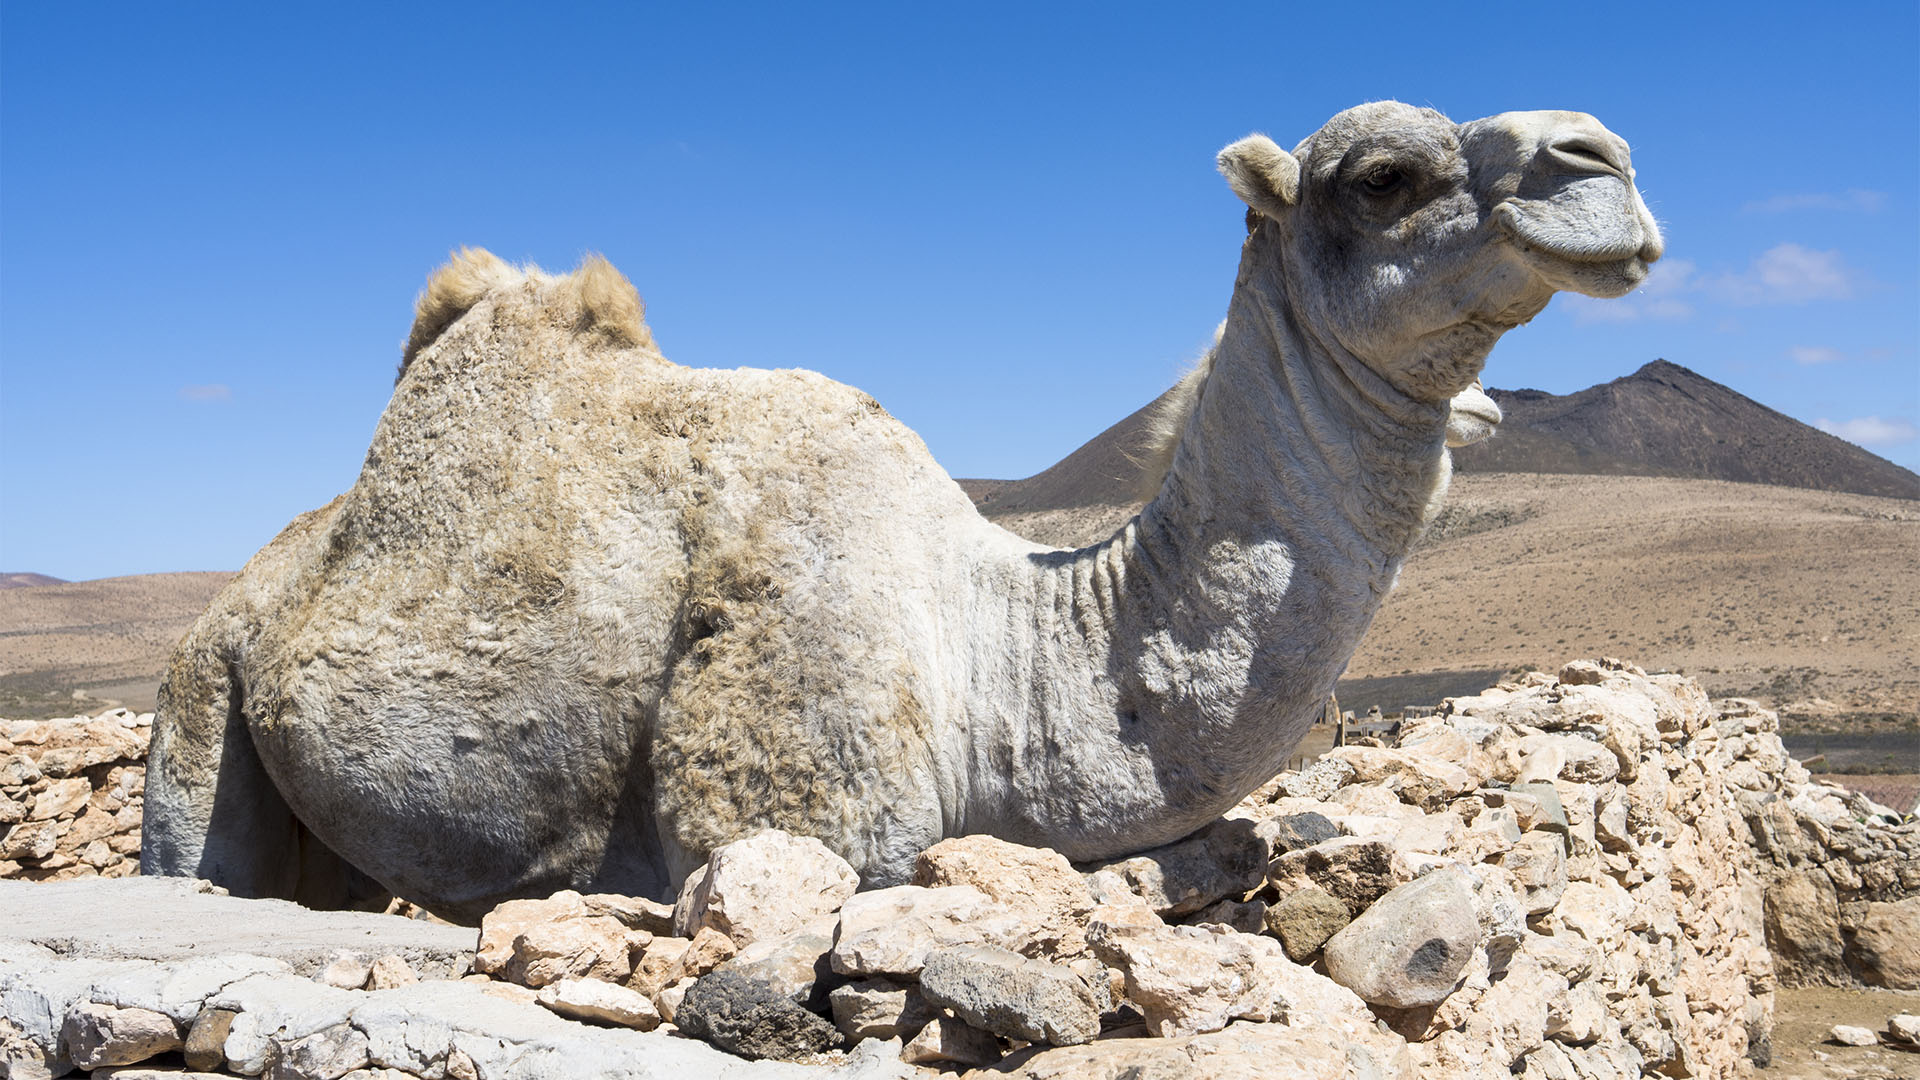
[0,878,912,1079]
[0,877,476,978]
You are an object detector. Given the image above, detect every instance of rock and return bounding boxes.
[581,893,675,935]
[60,1002,182,1069]
[1763,869,1847,983]
[1887,1013,1919,1044]
[1274,756,1357,801]
[535,977,662,1030]
[183,1008,236,1070]
[1187,897,1266,934]
[898,1016,1001,1067]
[470,889,648,988]
[1265,886,1349,962]
[673,829,859,947]
[710,918,839,1011]
[26,777,90,821]
[363,955,417,991]
[262,1021,369,1080]
[1258,811,1341,854]
[1498,832,1569,916]
[1506,781,1570,837]
[0,754,40,787]
[1269,836,1400,912]
[1828,1023,1878,1046]
[1848,896,1920,989]
[912,835,1095,958]
[829,885,1034,977]
[916,944,1098,1046]
[1080,818,1267,918]
[1322,866,1482,1008]
[680,926,740,979]
[316,952,372,990]
[674,969,842,1061]
[1324,745,1475,810]
[628,935,692,996]
[1085,907,1284,1037]
[0,820,59,861]
[654,976,696,1024]
[828,979,938,1042]
[471,890,647,987]
[979,1020,1399,1080]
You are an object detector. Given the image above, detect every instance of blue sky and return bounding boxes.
[3,3,1915,580]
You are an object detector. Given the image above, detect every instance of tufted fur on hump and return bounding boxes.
[397,248,658,380]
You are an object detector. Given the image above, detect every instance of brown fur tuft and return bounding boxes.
[399,247,522,379]
[398,249,660,382]
[569,253,656,352]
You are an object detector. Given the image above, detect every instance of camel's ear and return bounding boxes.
[1217,135,1300,218]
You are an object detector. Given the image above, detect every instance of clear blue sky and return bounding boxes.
[3,3,1915,580]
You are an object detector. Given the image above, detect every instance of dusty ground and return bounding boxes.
[0,572,231,717]
[1763,988,1920,1079]
[1349,474,1920,721]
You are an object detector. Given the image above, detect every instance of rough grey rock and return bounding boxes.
[916,945,1098,1046]
[1269,836,1400,912]
[827,979,936,1043]
[712,919,841,1012]
[1260,811,1341,854]
[676,969,843,1061]
[1265,886,1350,961]
[1322,866,1483,1008]
[1079,818,1266,917]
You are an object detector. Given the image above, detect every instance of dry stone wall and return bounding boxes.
[0,710,148,882]
[3,662,1917,1079]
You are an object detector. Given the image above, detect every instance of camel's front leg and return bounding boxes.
[142,640,383,910]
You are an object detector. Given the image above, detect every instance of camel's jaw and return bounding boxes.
[1494,183,1663,299]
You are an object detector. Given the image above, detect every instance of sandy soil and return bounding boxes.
[1763,988,1920,1079]
[0,572,231,717]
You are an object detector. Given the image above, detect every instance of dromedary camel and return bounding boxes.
[144,102,1660,920]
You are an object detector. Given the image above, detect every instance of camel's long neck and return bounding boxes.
[955,234,1451,858]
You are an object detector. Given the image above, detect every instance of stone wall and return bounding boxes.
[3,664,1917,1079]
[0,710,147,881]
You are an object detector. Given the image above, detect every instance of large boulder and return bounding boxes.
[673,829,859,947]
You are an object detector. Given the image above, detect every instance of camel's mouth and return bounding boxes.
[1491,174,1664,300]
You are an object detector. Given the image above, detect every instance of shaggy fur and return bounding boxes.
[144,103,1662,921]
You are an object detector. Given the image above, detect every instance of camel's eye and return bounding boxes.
[1361,166,1404,195]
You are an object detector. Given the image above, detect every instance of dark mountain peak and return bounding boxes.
[1458,361,1919,500]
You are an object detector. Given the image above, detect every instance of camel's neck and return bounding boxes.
[954,234,1451,858]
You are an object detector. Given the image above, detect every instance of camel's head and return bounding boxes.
[1219,101,1663,401]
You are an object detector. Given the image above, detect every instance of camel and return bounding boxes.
[143,102,1660,921]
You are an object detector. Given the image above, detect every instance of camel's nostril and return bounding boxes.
[1547,135,1627,178]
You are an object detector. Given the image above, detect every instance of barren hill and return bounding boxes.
[0,573,66,589]
[1453,359,1920,499]
[0,572,233,717]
